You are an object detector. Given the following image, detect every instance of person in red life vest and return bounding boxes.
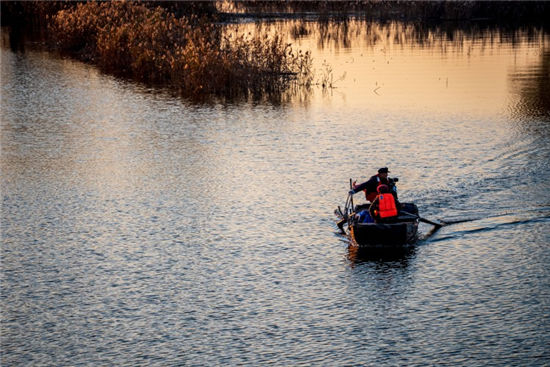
[369,184,401,222]
[349,167,398,202]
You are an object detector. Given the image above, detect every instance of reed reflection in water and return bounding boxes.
[235,19,549,118]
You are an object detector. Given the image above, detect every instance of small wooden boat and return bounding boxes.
[337,202,419,248]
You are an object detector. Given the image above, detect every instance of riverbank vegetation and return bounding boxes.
[47,1,312,99]
[225,1,550,24]
[2,1,548,101]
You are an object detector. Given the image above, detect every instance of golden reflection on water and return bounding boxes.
[234,20,549,115]
[0,49,149,193]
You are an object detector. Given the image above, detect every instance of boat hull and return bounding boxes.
[350,220,418,248]
[349,203,419,248]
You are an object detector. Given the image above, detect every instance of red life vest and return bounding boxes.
[378,194,398,218]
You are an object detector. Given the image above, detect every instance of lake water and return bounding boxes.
[2,20,550,365]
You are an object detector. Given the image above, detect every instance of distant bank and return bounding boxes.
[2,1,548,102]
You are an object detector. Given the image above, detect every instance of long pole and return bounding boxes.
[349,178,354,215]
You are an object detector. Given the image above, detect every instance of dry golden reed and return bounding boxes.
[49,1,312,99]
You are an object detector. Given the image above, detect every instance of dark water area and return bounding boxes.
[2,20,550,366]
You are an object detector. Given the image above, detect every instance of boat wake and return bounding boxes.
[421,208,550,243]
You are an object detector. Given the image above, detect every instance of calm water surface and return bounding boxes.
[2,21,550,365]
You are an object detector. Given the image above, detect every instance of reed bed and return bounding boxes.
[49,1,312,99]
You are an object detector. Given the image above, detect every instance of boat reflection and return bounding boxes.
[347,243,416,267]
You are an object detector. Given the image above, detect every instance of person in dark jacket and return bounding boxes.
[369,184,401,222]
[349,167,397,202]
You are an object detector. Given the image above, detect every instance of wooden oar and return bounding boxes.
[400,210,443,228]
[336,203,350,233]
